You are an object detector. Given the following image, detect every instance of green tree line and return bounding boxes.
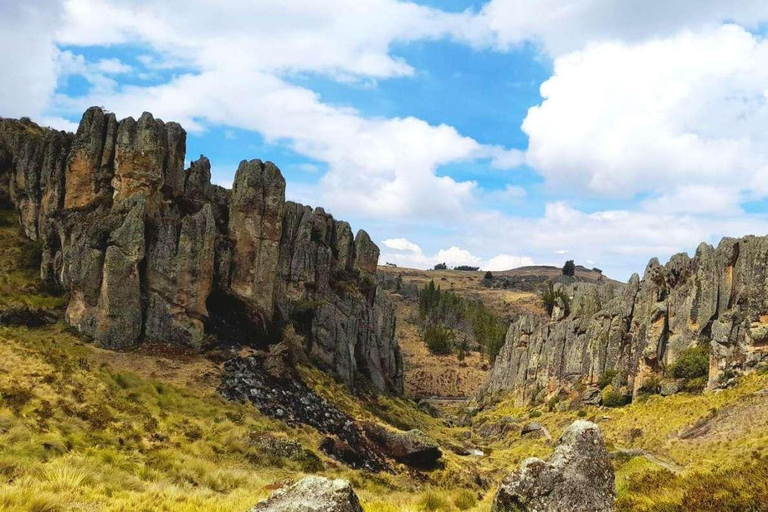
[418,280,507,362]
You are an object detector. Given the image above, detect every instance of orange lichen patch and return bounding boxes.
[759,314,768,323]
[64,153,96,209]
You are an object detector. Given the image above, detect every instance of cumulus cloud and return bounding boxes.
[522,25,768,213]
[0,1,63,118]
[478,0,768,55]
[484,254,535,271]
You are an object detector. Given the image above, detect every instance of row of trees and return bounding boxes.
[418,280,507,362]
[432,262,480,271]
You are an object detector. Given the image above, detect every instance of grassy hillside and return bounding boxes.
[2,207,768,511]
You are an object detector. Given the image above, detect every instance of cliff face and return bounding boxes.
[482,238,768,402]
[0,108,403,395]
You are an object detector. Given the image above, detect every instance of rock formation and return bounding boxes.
[251,476,363,512]
[492,421,615,512]
[0,108,402,395]
[482,238,768,402]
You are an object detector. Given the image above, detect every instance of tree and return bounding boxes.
[484,271,493,280]
[562,260,575,277]
[424,324,454,355]
[455,265,480,271]
[434,262,447,270]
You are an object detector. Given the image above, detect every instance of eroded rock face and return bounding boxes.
[482,236,768,402]
[0,108,403,394]
[492,421,615,512]
[251,476,363,512]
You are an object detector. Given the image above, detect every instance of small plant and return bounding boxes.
[577,409,587,417]
[484,270,493,280]
[562,259,575,277]
[418,490,452,511]
[601,385,631,408]
[424,324,454,355]
[541,280,570,316]
[638,374,662,395]
[668,345,709,380]
[529,409,542,419]
[453,489,477,510]
[597,369,618,390]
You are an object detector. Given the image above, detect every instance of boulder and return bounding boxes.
[660,380,680,396]
[492,421,615,512]
[362,422,442,467]
[251,476,363,512]
[520,422,549,440]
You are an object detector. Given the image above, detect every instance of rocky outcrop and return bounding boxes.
[251,476,363,512]
[0,108,402,395]
[492,421,615,512]
[361,422,442,467]
[482,237,768,402]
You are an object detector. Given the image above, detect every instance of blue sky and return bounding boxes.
[3,0,768,279]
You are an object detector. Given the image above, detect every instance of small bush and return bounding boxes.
[541,281,570,316]
[424,324,454,355]
[597,369,618,390]
[418,490,452,511]
[484,271,493,280]
[562,260,575,277]
[577,409,587,417]
[433,262,447,270]
[668,345,709,380]
[529,409,542,419]
[453,489,477,510]
[602,385,631,408]
[682,376,708,393]
[637,374,662,395]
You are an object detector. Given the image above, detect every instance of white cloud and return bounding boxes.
[0,1,63,118]
[484,254,535,271]
[522,25,768,213]
[382,238,423,254]
[478,0,768,55]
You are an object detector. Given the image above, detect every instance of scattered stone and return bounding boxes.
[520,422,550,440]
[582,387,602,406]
[220,355,388,472]
[492,421,615,512]
[417,399,441,418]
[251,476,363,512]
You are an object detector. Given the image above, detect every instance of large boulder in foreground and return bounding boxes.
[492,421,615,512]
[251,476,362,512]
[362,422,442,467]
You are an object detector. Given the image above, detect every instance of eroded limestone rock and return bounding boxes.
[492,421,615,512]
[251,476,363,512]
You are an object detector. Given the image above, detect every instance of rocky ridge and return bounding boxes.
[0,108,402,394]
[482,238,768,402]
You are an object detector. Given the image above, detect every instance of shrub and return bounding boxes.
[453,489,477,510]
[637,374,662,395]
[541,281,570,316]
[602,385,631,408]
[597,369,618,390]
[433,262,447,270]
[424,324,454,355]
[562,260,575,277]
[528,409,542,419]
[577,409,587,417]
[682,376,708,393]
[455,265,479,271]
[418,491,452,511]
[484,271,493,280]
[668,345,709,380]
